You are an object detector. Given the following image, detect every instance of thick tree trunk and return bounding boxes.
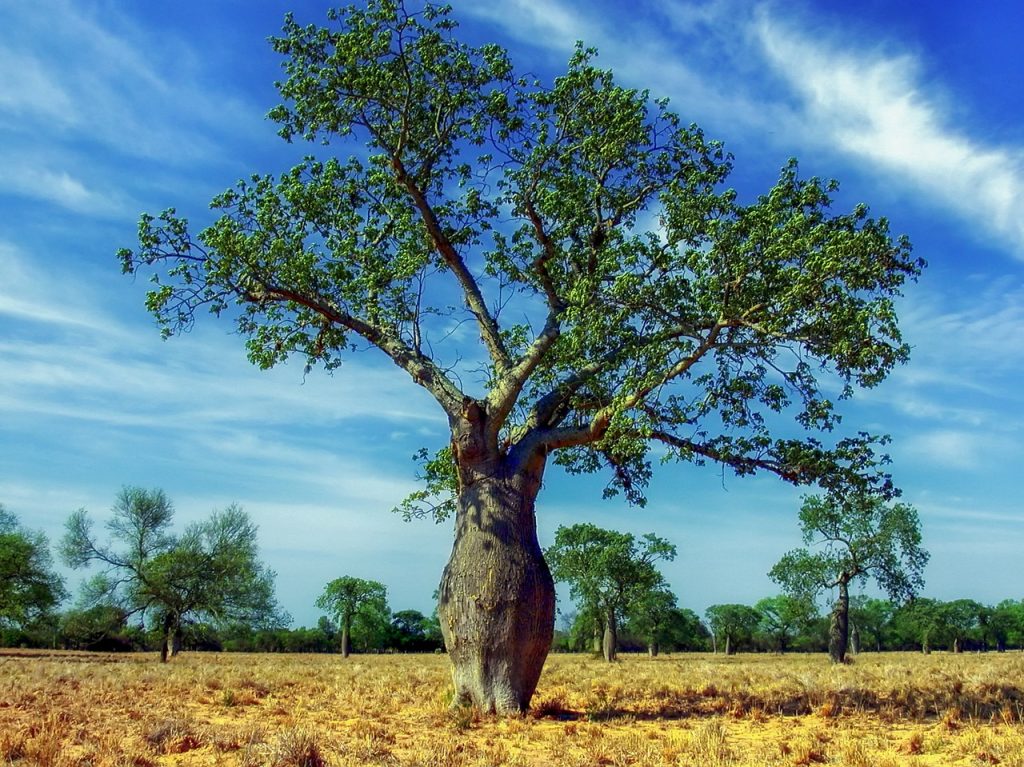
[438,442,555,714]
[602,609,617,662]
[648,641,659,658]
[725,634,733,656]
[850,622,861,655]
[828,580,850,664]
[341,619,351,659]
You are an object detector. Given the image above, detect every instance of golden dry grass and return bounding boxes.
[2,649,1024,766]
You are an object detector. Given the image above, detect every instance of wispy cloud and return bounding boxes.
[0,1,267,168]
[754,13,1024,256]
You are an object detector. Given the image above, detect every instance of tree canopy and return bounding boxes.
[0,505,67,629]
[61,487,286,662]
[120,1,921,511]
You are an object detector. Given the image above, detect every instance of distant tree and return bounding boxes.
[987,600,1024,651]
[118,0,922,713]
[769,493,928,663]
[547,524,675,661]
[891,598,945,653]
[705,603,761,655]
[61,487,286,662]
[59,604,136,651]
[0,505,67,634]
[315,576,388,658]
[849,596,894,652]
[754,594,818,653]
[660,607,711,652]
[627,585,677,657]
[942,599,984,653]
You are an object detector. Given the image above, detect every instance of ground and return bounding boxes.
[2,649,1023,766]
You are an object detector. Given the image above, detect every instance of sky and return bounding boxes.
[2,0,1023,630]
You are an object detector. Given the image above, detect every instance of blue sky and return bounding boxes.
[2,0,1022,629]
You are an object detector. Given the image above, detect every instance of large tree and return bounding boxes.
[61,487,285,661]
[547,523,675,661]
[315,576,388,657]
[118,1,922,712]
[769,493,928,663]
[0,505,67,632]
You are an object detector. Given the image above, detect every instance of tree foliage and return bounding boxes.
[119,0,922,514]
[60,487,285,661]
[754,594,818,653]
[0,505,67,629]
[705,603,761,654]
[769,493,928,602]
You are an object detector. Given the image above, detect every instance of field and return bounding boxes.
[2,650,1024,767]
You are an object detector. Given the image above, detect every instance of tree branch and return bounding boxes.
[248,281,465,416]
[390,155,512,375]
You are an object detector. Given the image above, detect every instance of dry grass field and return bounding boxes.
[2,649,1024,767]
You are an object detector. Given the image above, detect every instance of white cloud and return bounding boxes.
[0,164,127,217]
[755,14,1024,256]
[900,428,1010,471]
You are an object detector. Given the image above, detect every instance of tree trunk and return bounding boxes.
[850,622,861,655]
[648,640,659,658]
[602,609,617,662]
[159,614,178,663]
[953,636,962,654]
[828,580,850,664]
[725,634,733,656]
[341,618,351,659]
[437,439,555,714]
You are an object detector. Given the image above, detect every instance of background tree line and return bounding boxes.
[4,493,1022,658]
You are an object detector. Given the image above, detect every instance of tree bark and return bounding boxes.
[828,580,850,664]
[648,641,659,658]
[341,618,351,659]
[159,614,178,663]
[725,634,733,656]
[602,609,618,662]
[850,621,860,655]
[437,431,555,714]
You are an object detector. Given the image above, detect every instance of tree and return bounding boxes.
[754,594,818,653]
[848,596,894,652]
[891,598,945,653]
[627,585,677,657]
[61,487,285,662]
[547,524,675,661]
[770,493,928,663]
[0,505,67,633]
[942,599,983,653]
[987,600,1024,651]
[315,576,388,657]
[705,603,761,655]
[117,1,922,712]
[649,607,711,652]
